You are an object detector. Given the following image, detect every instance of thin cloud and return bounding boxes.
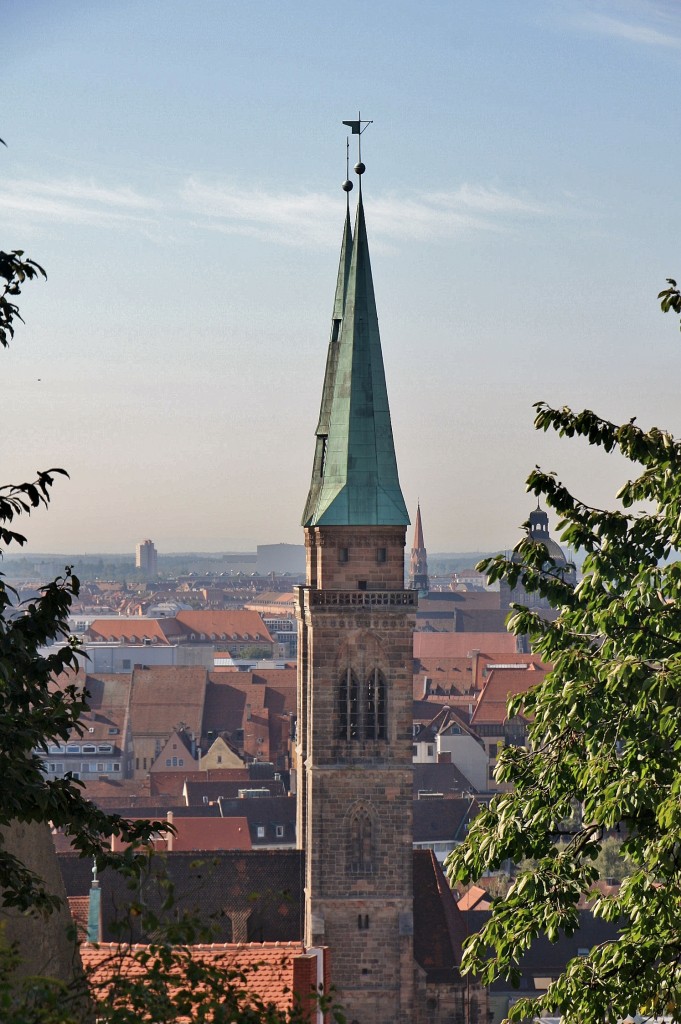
[0,178,159,228]
[573,1,681,49]
[0,174,555,246]
[181,178,552,247]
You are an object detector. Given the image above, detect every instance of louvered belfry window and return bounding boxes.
[339,667,386,741]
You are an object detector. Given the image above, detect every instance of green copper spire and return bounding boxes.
[301,203,353,526]
[303,186,409,527]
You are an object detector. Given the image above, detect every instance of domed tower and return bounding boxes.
[501,503,576,614]
[296,154,416,1024]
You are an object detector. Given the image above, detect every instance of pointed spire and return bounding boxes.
[303,187,409,527]
[409,501,429,593]
[413,502,425,550]
[301,206,353,527]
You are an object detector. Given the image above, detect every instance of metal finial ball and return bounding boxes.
[342,179,353,192]
[354,161,365,175]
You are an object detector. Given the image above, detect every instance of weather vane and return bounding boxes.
[342,112,372,192]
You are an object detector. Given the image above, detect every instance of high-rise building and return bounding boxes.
[409,502,429,594]
[135,539,158,576]
[296,167,417,1024]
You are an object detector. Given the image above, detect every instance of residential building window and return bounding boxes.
[427,744,434,757]
[256,826,265,839]
[165,758,172,767]
[136,758,139,770]
[275,825,284,838]
[489,743,498,759]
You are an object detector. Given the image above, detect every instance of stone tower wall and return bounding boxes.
[296,523,416,1024]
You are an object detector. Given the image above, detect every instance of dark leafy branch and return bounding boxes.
[445,286,681,1023]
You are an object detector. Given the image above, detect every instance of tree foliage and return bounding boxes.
[446,384,681,1021]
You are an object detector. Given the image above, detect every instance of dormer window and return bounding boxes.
[320,436,328,477]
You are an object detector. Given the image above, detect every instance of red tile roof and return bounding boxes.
[86,618,184,644]
[414,656,475,695]
[109,816,252,853]
[413,632,518,659]
[81,942,321,1020]
[175,610,274,644]
[67,895,90,939]
[457,884,492,911]
[129,667,207,738]
[471,665,547,726]
[150,767,251,799]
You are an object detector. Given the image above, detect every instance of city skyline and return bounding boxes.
[4,1,681,553]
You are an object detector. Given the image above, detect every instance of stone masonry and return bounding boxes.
[296,525,417,1024]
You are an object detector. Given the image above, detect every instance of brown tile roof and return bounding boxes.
[109,816,252,853]
[150,768,252,799]
[413,633,518,659]
[81,941,314,1018]
[413,849,467,980]
[471,665,547,726]
[414,656,475,695]
[457,884,492,911]
[175,610,274,644]
[202,671,296,739]
[129,666,207,738]
[67,895,90,939]
[85,618,184,645]
[50,672,131,742]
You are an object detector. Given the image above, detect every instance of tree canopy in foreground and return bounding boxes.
[446,392,681,1022]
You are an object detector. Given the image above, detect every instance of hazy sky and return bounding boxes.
[3,0,681,554]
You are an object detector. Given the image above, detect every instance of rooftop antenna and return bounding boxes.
[342,111,373,190]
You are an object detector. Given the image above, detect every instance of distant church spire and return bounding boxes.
[409,501,429,593]
[302,169,409,527]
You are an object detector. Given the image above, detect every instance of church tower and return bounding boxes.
[296,156,416,1024]
[409,502,429,594]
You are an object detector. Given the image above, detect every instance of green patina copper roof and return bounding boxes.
[302,190,409,527]
[301,204,352,526]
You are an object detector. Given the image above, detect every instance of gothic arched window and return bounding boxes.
[339,666,387,742]
[338,668,360,740]
[365,668,387,740]
[348,805,374,874]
